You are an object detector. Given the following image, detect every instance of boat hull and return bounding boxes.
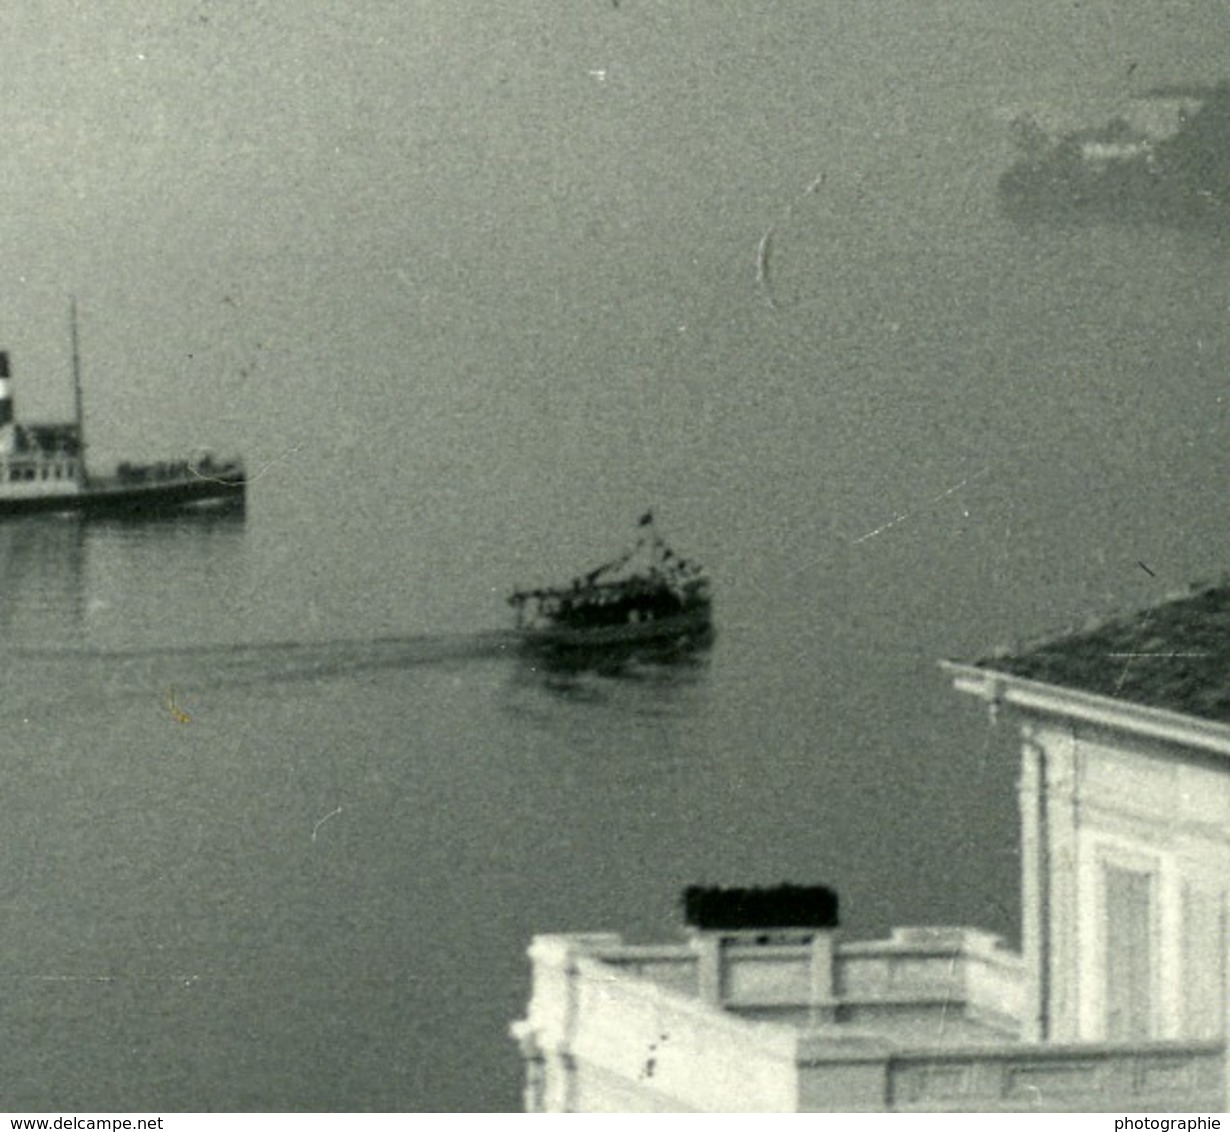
[516,606,714,671]
[0,472,245,519]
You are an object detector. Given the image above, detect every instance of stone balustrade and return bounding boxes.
[515,930,1224,1111]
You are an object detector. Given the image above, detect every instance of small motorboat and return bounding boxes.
[508,512,714,669]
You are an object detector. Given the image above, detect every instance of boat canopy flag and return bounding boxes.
[507,513,709,617]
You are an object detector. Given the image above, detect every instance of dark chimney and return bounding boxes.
[683,884,839,932]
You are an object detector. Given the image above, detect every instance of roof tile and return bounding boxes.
[975,578,1230,723]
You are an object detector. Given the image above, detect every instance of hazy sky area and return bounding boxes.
[2,1,1223,415]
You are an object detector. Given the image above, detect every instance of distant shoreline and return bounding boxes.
[998,82,1230,229]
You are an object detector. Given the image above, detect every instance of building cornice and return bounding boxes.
[941,660,1230,759]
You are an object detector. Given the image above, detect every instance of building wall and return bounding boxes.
[881,1040,1224,1112]
[514,929,1224,1111]
[514,934,803,1112]
[1020,718,1230,1048]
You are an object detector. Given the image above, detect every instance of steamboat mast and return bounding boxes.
[69,297,88,485]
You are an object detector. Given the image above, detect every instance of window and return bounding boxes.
[1182,882,1227,1039]
[1104,864,1154,1040]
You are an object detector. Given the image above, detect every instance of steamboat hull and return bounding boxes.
[0,472,245,519]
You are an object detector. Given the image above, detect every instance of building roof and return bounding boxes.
[972,579,1230,724]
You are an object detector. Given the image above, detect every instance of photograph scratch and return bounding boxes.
[755,225,777,309]
[852,466,991,545]
[166,686,192,724]
[191,443,304,486]
[311,805,344,843]
[754,171,827,312]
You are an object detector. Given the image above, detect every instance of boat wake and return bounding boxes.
[2,629,525,705]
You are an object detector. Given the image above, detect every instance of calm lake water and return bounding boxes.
[1,1,1228,1112]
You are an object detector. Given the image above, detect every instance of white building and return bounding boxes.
[947,581,1230,1052]
[512,580,1230,1111]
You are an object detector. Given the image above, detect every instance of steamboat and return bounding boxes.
[0,308,245,518]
